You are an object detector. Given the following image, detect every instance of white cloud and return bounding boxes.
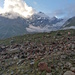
[0,0,35,18]
[63,26,75,30]
[26,25,55,32]
[26,19,67,33]
[47,4,75,18]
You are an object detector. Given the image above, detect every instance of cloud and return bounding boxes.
[48,4,75,18]
[26,25,51,32]
[26,24,65,33]
[0,0,35,18]
[47,11,65,18]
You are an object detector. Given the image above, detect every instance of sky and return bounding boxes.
[25,0,75,18]
[25,0,75,12]
[0,0,75,18]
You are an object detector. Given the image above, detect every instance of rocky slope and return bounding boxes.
[0,29,75,75]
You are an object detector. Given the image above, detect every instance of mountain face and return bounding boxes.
[26,12,63,32]
[0,14,29,39]
[62,17,75,29]
[0,12,63,39]
[28,12,63,27]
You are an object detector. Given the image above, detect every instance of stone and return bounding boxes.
[10,71,14,75]
[68,32,71,35]
[30,60,34,67]
[70,67,75,73]
[65,62,72,68]
[46,73,52,75]
[38,62,51,73]
[63,71,75,75]
[61,55,67,59]
[17,59,25,65]
[58,63,63,67]
[38,62,47,71]
[46,68,51,73]
[14,56,18,60]
[72,44,75,49]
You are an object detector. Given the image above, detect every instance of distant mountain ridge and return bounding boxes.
[62,16,75,29]
[28,12,63,27]
[0,12,63,39]
[1,12,75,39]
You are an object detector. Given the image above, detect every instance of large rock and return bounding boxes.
[38,62,51,73]
[38,62,48,71]
[63,71,75,75]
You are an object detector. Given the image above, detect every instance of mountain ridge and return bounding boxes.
[0,12,63,39]
[62,16,75,29]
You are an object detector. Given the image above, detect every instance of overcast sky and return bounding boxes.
[0,0,75,18]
